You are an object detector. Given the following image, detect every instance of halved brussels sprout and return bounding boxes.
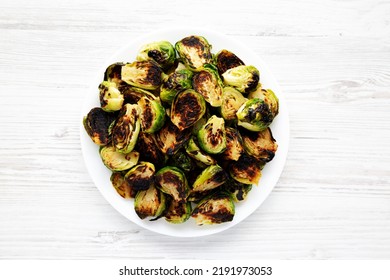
[160,69,193,105]
[236,98,274,132]
[136,41,176,70]
[197,115,227,154]
[137,96,166,133]
[191,114,207,136]
[192,164,227,193]
[167,150,195,173]
[175,35,212,71]
[185,137,216,166]
[118,85,157,104]
[135,132,166,169]
[215,49,245,75]
[83,107,117,146]
[248,88,279,118]
[121,61,163,90]
[192,64,223,107]
[225,178,252,202]
[221,127,244,161]
[165,200,192,224]
[112,104,141,153]
[100,146,139,171]
[134,184,166,219]
[192,192,235,225]
[241,127,278,162]
[229,154,263,185]
[220,87,247,121]
[104,62,124,84]
[170,89,206,130]
[222,65,260,94]
[99,81,124,112]
[155,120,191,155]
[110,172,137,199]
[124,161,155,191]
[155,166,189,202]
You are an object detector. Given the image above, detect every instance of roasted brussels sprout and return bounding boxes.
[241,127,278,162]
[134,184,166,219]
[119,85,157,104]
[112,104,141,153]
[110,172,137,199]
[155,166,189,202]
[220,87,247,121]
[165,200,192,224]
[248,88,279,118]
[121,61,163,90]
[83,107,117,146]
[124,161,155,191]
[192,192,235,225]
[222,65,260,94]
[136,41,176,70]
[192,164,227,193]
[170,89,206,130]
[221,127,244,161]
[197,115,227,154]
[230,154,263,185]
[175,35,212,71]
[236,98,274,132]
[137,96,166,133]
[98,81,124,112]
[167,150,195,173]
[104,62,124,84]
[160,69,193,104]
[225,178,252,202]
[100,146,139,171]
[192,64,223,107]
[155,120,191,155]
[135,132,166,168]
[215,49,245,75]
[185,137,216,166]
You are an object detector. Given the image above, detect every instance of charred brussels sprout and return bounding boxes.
[135,132,166,169]
[83,107,117,146]
[225,178,252,202]
[241,127,278,162]
[119,85,157,105]
[125,161,155,191]
[222,65,260,94]
[99,81,124,112]
[155,166,189,202]
[215,49,245,75]
[192,164,227,193]
[100,146,139,171]
[185,137,216,166]
[248,88,279,118]
[171,89,206,130]
[110,172,137,199]
[230,154,263,185]
[167,150,195,173]
[137,96,166,133]
[197,115,227,154]
[136,41,176,70]
[104,62,124,84]
[155,121,191,155]
[160,69,193,104]
[112,104,141,153]
[121,61,163,90]
[165,200,192,224]
[220,87,247,121]
[192,64,223,107]
[221,127,244,161]
[134,184,166,219]
[236,98,274,132]
[175,35,212,71]
[192,192,235,225]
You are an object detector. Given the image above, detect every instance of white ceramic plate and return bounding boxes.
[80,28,289,237]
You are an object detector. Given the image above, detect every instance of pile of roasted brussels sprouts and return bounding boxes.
[83,35,279,225]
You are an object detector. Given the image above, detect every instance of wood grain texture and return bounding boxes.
[1,0,390,259]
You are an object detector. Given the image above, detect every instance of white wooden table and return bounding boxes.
[1,0,389,259]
